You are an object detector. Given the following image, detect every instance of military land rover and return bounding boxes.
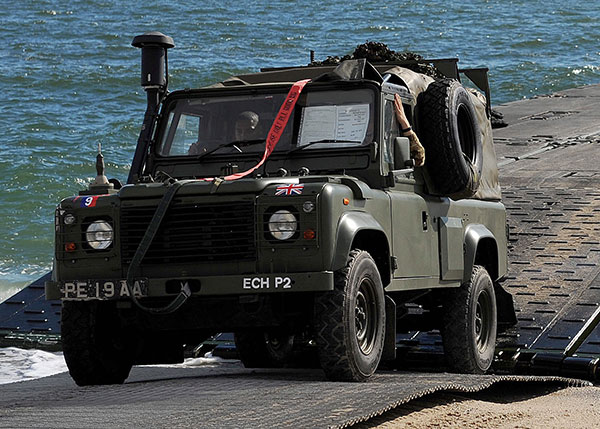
[46,33,516,385]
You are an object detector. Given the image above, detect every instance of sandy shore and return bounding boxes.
[357,383,600,429]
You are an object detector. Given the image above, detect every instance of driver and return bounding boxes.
[188,111,262,155]
[234,111,261,141]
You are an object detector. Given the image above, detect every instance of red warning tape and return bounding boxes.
[200,78,310,182]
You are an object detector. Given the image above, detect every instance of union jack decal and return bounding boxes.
[275,184,304,196]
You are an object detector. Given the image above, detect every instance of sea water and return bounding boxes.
[0,347,239,385]
[1,0,599,299]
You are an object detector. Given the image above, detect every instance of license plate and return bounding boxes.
[62,279,148,300]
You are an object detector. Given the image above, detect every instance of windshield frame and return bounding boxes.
[147,81,381,177]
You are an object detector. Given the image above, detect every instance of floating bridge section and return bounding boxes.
[490,85,600,376]
[0,272,60,350]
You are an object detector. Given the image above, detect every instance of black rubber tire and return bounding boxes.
[418,78,483,196]
[234,330,295,368]
[442,265,497,374]
[314,250,385,381]
[61,301,134,386]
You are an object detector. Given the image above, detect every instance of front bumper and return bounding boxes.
[46,271,334,301]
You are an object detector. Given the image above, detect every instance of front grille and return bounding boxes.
[120,200,256,264]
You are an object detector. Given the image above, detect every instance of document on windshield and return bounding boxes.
[297,104,369,148]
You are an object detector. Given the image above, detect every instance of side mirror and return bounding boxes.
[393,137,414,170]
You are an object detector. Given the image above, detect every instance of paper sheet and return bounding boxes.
[298,104,369,147]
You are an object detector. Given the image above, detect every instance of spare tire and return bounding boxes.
[417,79,483,196]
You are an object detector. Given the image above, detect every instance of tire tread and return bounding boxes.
[418,78,478,195]
[441,265,496,374]
[61,301,132,386]
[315,250,384,381]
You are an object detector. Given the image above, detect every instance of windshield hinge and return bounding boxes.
[221,163,239,176]
[370,141,378,160]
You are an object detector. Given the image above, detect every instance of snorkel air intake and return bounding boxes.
[132,31,174,89]
[127,32,174,184]
[125,33,193,315]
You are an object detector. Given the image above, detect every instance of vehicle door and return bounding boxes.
[381,88,440,284]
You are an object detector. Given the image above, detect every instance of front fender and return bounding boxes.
[330,211,387,272]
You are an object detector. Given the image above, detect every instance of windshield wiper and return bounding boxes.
[195,139,265,160]
[287,139,362,154]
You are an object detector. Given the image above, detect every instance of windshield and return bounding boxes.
[157,88,375,157]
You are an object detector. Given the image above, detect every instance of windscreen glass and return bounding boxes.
[158,88,375,157]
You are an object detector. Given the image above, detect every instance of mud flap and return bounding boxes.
[382,295,397,361]
[494,282,517,331]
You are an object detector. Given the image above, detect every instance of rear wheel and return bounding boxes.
[442,265,497,373]
[314,250,385,381]
[61,301,134,386]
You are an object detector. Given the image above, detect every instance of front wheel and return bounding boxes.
[314,250,385,381]
[61,301,134,386]
[442,265,497,373]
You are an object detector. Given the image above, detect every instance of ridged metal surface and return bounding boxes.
[0,273,60,336]
[0,366,589,429]
[497,181,600,353]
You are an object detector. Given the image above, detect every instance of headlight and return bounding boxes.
[268,210,297,241]
[85,220,113,250]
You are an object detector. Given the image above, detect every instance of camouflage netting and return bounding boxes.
[310,42,507,128]
[309,41,444,79]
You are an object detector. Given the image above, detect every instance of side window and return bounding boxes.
[383,98,399,165]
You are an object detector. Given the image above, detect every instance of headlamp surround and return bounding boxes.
[85,220,113,250]
[268,210,298,241]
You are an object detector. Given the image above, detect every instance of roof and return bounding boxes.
[210,58,462,88]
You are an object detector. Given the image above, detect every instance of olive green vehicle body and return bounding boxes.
[48,175,507,298]
[46,60,508,346]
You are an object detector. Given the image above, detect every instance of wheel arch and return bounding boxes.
[464,224,499,282]
[464,224,517,329]
[331,212,391,287]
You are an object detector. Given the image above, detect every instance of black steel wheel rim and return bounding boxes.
[475,288,493,353]
[355,277,377,355]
